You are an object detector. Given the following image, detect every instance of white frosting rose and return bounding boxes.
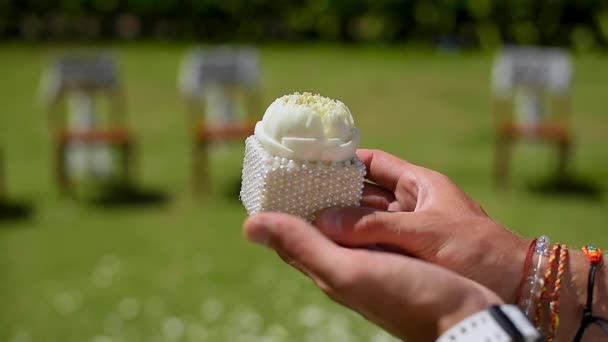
[254,92,359,162]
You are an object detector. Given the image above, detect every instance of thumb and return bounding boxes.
[243,212,350,287]
[314,207,429,253]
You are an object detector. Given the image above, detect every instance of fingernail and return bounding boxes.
[318,209,342,235]
[248,218,274,247]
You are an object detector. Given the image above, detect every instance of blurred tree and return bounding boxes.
[596,10,608,45]
[0,0,12,37]
[571,25,596,52]
[3,0,607,48]
[91,0,120,14]
[60,0,84,16]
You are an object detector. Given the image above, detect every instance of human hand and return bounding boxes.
[243,212,503,342]
[314,149,529,303]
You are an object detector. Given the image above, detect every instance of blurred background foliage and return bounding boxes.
[2,0,608,50]
[1,43,606,342]
[1,1,607,341]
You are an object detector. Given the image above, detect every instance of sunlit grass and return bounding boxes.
[0,43,606,341]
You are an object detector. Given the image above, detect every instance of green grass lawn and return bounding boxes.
[0,43,606,342]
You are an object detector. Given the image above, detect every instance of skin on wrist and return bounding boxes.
[445,244,608,341]
[502,235,531,303]
[437,286,504,336]
[520,246,607,341]
[481,224,531,303]
[555,249,607,341]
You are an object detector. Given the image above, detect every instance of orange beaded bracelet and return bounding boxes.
[548,244,568,340]
[535,244,559,330]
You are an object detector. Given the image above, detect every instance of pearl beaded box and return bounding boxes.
[240,136,366,222]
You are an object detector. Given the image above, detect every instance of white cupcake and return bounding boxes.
[240,93,365,221]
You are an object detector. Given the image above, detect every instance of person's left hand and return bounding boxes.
[243,212,503,342]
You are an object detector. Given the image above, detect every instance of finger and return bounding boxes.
[275,250,315,278]
[361,182,396,210]
[314,207,431,254]
[356,149,420,211]
[356,149,419,193]
[244,212,351,287]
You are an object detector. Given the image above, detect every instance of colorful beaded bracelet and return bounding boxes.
[573,245,608,342]
[518,235,550,320]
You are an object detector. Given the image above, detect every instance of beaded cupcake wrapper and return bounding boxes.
[240,136,366,222]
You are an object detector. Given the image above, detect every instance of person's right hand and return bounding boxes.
[314,149,530,303]
[244,212,503,342]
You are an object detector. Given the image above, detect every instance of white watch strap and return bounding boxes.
[436,305,541,342]
[500,305,541,340]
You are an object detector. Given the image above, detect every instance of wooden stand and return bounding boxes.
[491,47,573,188]
[41,54,136,196]
[55,128,134,195]
[179,47,262,194]
[495,122,571,188]
[191,123,256,193]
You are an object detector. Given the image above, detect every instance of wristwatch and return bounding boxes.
[436,305,543,342]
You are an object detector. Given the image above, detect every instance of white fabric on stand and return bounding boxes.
[66,92,113,181]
